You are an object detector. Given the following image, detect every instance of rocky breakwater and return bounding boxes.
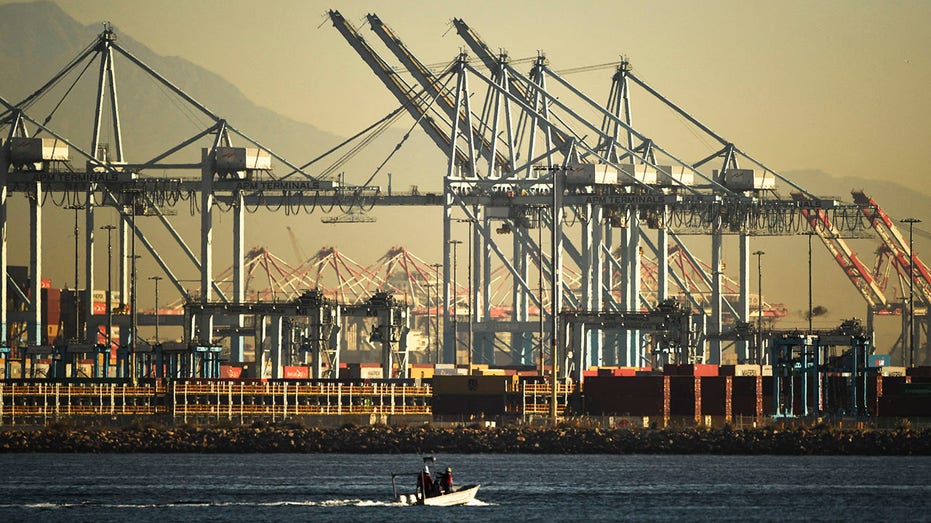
[0,424,929,454]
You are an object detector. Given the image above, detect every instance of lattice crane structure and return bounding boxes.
[328,11,911,370]
[1,19,928,382]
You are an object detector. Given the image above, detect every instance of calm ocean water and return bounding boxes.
[0,453,928,522]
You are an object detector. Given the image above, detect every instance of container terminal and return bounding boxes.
[0,17,929,428]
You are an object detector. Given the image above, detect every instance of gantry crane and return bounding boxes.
[327,10,468,167]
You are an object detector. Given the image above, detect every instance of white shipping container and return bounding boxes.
[565,163,618,185]
[881,366,907,377]
[0,361,21,379]
[33,363,50,378]
[715,168,775,191]
[359,367,384,379]
[617,163,658,185]
[215,147,272,171]
[734,364,763,376]
[434,367,468,376]
[656,165,695,187]
[9,137,69,162]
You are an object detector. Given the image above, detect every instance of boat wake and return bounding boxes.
[0,497,495,511]
[1,499,400,509]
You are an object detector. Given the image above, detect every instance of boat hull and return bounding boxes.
[422,484,480,506]
[397,484,480,506]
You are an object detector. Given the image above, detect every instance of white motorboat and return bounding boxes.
[396,483,480,506]
[392,457,480,506]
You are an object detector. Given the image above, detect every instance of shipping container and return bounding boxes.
[345,362,385,380]
[283,366,309,379]
[565,163,619,185]
[669,376,699,416]
[220,365,243,379]
[432,375,510,395]
[582,376,666,417]
[75,363,93,378]
[594,367,641,377]
[908,366,931,378]
[655,165,695,186]
[720,364,766,376]
[0,360,22,379]
[878,394,931,417]
[700,376,729,416]
[731,375,762,416]
[432,394,508,416]
[215,146,271,172]
[715,168,775,190]
[359,367,383,380]
[664,364,719,377]
[408,365,435,380]
[761,376,775,414]
[434,367,468,376]
[9,137,69,162]
[617,163,658,185]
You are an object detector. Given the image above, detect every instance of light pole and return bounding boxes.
[448,240,462,365]
[901,217,921,367]
[128,254,140,380]
[805,232,814,334]
[100,224,117,355]
[424,281,433,364]
[457,218,475,367]
[753,250,765,364]
[432,263,441,364]
[149,276,163,343]
[66,204,85,341]
[538,207,545,373]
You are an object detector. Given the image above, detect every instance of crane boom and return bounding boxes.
[366,14,510,172]
[451,18,571,152]
[793,194,888,309]
[327,10,468,166]
[852,190,931,304]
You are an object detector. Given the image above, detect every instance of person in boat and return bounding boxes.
[417,462,435,496]
[437,467,453,494]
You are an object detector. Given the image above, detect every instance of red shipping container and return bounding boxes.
[283,366,309,379]
[665,364,719,376]
[691,364,719,376]
[220,365,243,379]
[41,279,51,289]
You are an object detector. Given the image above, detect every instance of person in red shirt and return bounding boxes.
[438,467,453,494]
[418,464,435,497]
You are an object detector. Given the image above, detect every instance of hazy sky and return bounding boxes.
[43,0,931,189]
